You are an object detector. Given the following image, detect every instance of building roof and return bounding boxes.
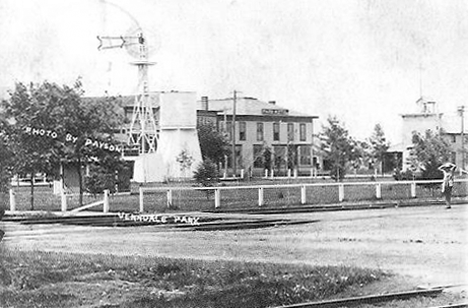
[197,97,317,118]
[83,93,318,120]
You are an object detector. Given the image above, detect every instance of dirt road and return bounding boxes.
[2,204,467,287]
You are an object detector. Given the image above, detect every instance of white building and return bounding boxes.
[397,97,466,171]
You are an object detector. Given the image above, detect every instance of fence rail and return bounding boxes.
[6,179,468,213]
[136,179,468,212]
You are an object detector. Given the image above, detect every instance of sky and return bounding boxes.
[1,0,468,144]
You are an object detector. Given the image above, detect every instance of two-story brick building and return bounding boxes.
[197,96,319,176]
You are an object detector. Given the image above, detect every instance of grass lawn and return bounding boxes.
[0,247,389,308]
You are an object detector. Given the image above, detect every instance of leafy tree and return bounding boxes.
[262,145,272,171]
[368,124,390,174]
[287,144,297,170]
[197,123,230,166]
[1,80,125,208]
[1,82,64,209]
[176,150,194,179]
[0,119,13,194]
[84,158,129,195]
[320,116,360,181]
[408,129,452,180]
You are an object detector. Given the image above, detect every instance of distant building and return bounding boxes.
[84,93,319,179]
[196,96,319,176]
[396,96,466,171]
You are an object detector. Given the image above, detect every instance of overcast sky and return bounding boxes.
[1,0,467,143]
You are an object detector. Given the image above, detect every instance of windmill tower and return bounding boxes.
[97,8,202,183]
[97,32,158,154]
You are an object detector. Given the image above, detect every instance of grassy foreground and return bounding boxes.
[0,247,388,308]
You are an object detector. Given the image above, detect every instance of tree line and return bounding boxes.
[0,79,455,209]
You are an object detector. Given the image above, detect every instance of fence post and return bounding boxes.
[167,189,173,208]
[310,168,314,178]
[258,187,264,206]
[411,182,416,198]
[61,190,67,212]
[139,186,144,213]
[214,189,221,208]
[240,169,244,179]
[264,169,268,178]
[9,188,16,212]
[103,189,110,213]
[270,169,274,179]
[338,184,345,202]
[294,169,298,178]
[287,169,291,178]
[375,183,382,199]
[301,185,306,204]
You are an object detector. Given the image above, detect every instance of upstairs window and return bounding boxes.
[273,123,280,141]
[239,122,246,141]
[257,123,264,141]
[287,123,294,142]
[300,123,307,141]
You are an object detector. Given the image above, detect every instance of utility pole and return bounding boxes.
[458,106,465,169]
[232,90,237,176]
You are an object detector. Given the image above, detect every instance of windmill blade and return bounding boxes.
[124,25,160,59]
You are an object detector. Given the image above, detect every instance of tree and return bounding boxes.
[193,159,219,199]
[197,123,230,166]
[1,80,126,207]
[0,119,13,194]
[1,82,64,209]
[408,129,452,180]
[368,124,390,174]
[320,116,360,181]
[176,149,194,179]
[263,146,272,171]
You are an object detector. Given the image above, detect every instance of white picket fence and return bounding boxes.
[7,179,468,213]
[137,179,468,212]
[8,188,111,213]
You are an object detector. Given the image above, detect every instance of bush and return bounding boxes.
[85,171,116,195]
[193,159,219,188]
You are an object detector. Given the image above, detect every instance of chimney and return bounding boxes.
[201,96,209,110]
[269,100,276,105]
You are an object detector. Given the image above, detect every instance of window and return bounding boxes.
[273,123,280,141]
[257,122,264,141]
[299,146,311,165]
[299,123,307,141]
[287,123,294,142]
[239,122,246,141]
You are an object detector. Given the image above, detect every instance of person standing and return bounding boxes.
[438,163,456,209]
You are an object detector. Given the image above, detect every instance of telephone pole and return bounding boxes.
[232,90,237,176]
[458,106,465,169]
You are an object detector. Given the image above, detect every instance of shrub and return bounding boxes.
[193,159,219,188]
